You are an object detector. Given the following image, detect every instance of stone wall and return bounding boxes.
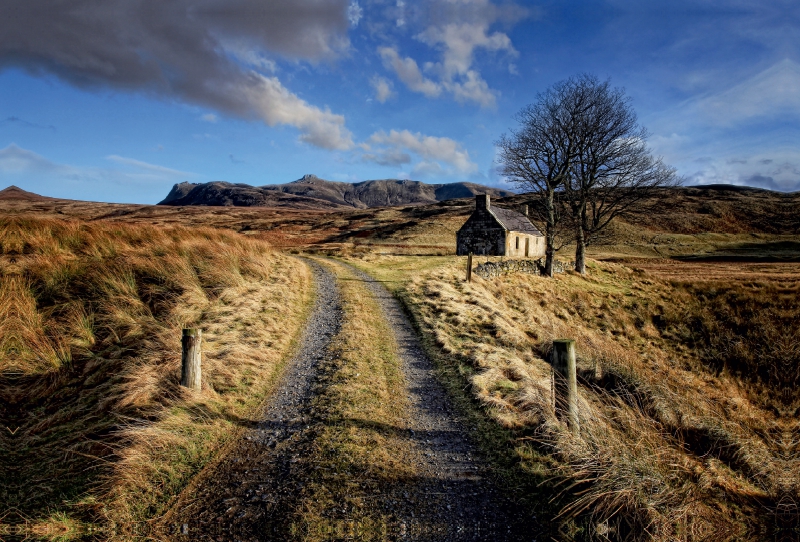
[473,258,573,279]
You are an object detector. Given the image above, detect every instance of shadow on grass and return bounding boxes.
[673,241,800,262]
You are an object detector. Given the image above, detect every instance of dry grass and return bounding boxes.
[346,253,799,539]
[291,258,420,539]
[0,216,312,529]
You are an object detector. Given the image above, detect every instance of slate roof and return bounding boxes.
[490,206,543,236]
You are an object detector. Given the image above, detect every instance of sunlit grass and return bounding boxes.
[0,216,313,526]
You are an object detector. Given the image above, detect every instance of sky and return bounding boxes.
[0,0,798,204]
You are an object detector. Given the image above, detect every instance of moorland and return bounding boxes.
[0,183,798,540]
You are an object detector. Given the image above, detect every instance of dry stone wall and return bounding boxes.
[473,258,573,279]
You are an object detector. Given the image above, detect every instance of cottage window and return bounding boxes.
[515,236,519,250]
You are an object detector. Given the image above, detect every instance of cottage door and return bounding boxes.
[525,238,530,257]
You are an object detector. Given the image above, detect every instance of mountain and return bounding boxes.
[158,180,349,210]
[159,175,515,209]
[0,186,55,201]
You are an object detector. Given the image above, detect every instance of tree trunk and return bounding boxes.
[544,191,556,277]
[574,226,586,275]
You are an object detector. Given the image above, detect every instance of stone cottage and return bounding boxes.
[456,194,545,257]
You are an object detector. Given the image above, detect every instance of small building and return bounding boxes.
[456,194,545,257]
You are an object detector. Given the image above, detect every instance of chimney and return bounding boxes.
[522,204,528,217]
[476,193,490,210]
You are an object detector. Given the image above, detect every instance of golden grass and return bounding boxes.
[292,258,420,539]
[0,216,312,529]
[345,253,798,539]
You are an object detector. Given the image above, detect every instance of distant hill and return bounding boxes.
[0,185,55,201]
[159,175,515,209]
[158,180,348,210]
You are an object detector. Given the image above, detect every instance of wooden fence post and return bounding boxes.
[181,328,202,391]
[466,252,473,282]
[552,339,578,432]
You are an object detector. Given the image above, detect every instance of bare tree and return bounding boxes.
[495,80,585,277]
[563,76,678,275]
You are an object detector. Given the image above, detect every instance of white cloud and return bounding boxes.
[0,144,196,201]
[695,59,800,126]
[235,73,354,150]
[683,149,800,192]
[412,160,445,177]
[377,1,523,108]
[416,21,517,108]
[645,59,800,192]
[417,22,515,80]
[200,113,218,123]
[379,47,442,97]
[0,144,192,182]
[0,144,63,175]
[370,76,395,103]
[106,155,192,177]
[365,129,478,175]
[0,1,354,151]
[348,1,364,27]
[362,148,411,166]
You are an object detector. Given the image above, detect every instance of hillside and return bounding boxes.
[0,217,312,527]
[159,175,514,209]
[1,184,799,539]
[0,185,57,202]
[157,180,349,210]
[347,253,799,538]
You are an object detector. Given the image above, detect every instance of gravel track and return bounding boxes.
[163,259,539,541]
[341,262,540,541]
[165,259,342,540]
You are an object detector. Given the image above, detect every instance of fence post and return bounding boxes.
[181,328,202,391]
[466,252,473,283]
[552,339,578,432]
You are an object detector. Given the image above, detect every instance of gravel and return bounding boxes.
[344,263,541,541]
[163,259,541,541]
[166,259,342,540]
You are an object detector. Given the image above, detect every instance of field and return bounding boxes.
[0,214,312,532]
[344,253,799,538]
[1,184,798,540]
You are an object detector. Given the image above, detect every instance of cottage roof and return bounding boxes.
[490,206,542,236]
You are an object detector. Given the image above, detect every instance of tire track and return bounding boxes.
[161,258,540,541]
[339,261,541,541]
[162,259,342,540]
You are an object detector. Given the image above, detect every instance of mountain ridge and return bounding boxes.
[159,175,515,209]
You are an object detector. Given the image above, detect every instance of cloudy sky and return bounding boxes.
[1,0,798,203]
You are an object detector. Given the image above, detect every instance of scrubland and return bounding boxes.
[0,217,311,530]
[2,184,798,540]
[347,254,800,539]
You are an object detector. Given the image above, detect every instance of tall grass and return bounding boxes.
[351,254,798,539]
[0,216,311,528]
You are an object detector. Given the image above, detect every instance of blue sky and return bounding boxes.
[1,0,798,203]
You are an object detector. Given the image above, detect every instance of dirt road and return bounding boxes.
[161,258,539,540]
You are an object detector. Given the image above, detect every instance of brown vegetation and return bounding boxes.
[347,254,799,539]
[0,216,311,528]
[2,184,798,539]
